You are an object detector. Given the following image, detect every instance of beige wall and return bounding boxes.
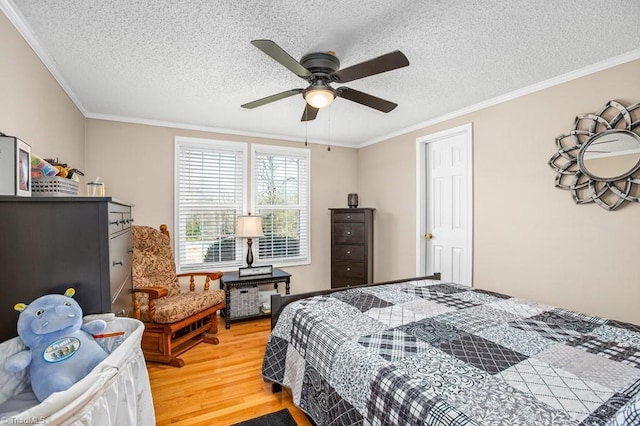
[0,12,84,170]
[358,59,640,324]
[85,119,358,294]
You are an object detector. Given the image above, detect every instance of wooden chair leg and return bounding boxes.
[168,357,185,368]
[203,311,220,345]
[203,335,219,345]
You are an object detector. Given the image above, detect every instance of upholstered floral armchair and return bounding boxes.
[132,224,225,367]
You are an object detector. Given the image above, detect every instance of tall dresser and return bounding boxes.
[0,196,134,342]
[329,208,374,288]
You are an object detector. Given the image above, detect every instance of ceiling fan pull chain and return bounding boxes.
[327,106,332,151]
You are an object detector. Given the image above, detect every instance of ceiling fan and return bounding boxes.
[241,40,410,121]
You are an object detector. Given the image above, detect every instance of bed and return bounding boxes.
[0,316,154,425]
[262,276,640,425]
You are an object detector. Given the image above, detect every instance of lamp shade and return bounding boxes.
[236,214,264,238]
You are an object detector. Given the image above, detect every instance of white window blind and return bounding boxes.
[175,137,246,272]
[252,144,310,265]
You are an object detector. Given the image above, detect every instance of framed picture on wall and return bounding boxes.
[17,139,31,196]
[0,136,31,197]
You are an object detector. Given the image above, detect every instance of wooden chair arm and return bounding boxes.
[133,286,168,300]
[132,286,168,322]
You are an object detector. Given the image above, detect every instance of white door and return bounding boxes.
[416,124,472,286]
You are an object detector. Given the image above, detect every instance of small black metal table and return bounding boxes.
[220,268,291,329]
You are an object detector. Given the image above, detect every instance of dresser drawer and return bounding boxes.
[108,203,133,235]
[332,277,367,288]
[333,212,365,222]
[333,222,365,244]
[333,244,365,261]
[111,276,132,317]
[332,261,365,279]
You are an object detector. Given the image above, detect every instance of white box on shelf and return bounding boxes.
[258,289,278,308]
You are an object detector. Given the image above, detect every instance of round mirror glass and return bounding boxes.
[579,129,640,180]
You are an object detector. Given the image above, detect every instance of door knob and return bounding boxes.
[424,233,433,239]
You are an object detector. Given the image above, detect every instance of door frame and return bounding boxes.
[415,123,473,282]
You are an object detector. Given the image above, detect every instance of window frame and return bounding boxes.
[251,143,311,267]
[174,136,248,273]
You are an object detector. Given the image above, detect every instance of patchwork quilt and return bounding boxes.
[262,279,640,425]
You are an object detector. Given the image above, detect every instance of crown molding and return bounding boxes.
[85,112,353,149]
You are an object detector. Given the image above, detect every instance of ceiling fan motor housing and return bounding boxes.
[299,52,341,78]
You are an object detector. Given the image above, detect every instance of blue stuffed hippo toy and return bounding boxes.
[3,288,108,401]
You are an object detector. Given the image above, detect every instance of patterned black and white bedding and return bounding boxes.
[262,279,640,425]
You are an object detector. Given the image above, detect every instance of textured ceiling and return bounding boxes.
[4,0,640,147]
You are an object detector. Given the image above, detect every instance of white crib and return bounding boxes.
[0,317,155,425]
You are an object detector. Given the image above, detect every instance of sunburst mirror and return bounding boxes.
[549,100,640,211]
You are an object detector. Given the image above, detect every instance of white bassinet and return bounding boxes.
[0,317,154,426]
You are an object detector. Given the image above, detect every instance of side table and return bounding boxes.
[220,268,291,329]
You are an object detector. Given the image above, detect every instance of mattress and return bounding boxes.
[262,279,640,425]
[0,316,155,425]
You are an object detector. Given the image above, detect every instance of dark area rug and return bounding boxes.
[232,408,297,426]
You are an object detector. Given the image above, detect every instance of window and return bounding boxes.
[252,144,310,266]
[175,137,246,272]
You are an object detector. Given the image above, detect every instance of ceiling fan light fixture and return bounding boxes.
[304,84,336,109]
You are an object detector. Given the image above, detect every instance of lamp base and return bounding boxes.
[246,238,254,267]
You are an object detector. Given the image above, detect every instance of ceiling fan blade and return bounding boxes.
[241,89,303,109]
[251,40,311,78]
[337,87,398,113]
[301,104,319,121]
[333,50,409,83]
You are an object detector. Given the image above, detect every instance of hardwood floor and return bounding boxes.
[146,315,312,426]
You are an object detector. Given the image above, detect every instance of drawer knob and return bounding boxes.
[346,267,351,272]
[346,250,351,255]
[347,215,351,219]
[112,260,124,266]
[347,231,351,235]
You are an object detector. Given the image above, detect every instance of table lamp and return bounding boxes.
[236,213,264,268]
